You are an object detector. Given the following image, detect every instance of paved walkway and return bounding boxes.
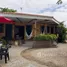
[21,43,67,67]
[0,45,46,67]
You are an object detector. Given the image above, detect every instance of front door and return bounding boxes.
[5,24,12,40]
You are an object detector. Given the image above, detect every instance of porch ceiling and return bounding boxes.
[0,12,59,24]
[6,17,31,23]
[37,20,58,24]
[6,17,58,25]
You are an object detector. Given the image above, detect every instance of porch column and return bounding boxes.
[12,25,14,39]
[43,27,45,34]
[53,26,55,34]
[24,25,26,40]
[44,24,47,34]
[34,20,37,37]
[49,26,51,34]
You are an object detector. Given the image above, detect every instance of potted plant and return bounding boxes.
[33,34,57,48]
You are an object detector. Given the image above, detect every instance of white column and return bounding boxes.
[44,25,47,34]
[44,26,46,34]
[44,24,47,34]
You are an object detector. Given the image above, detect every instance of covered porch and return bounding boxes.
[0,12,59,40]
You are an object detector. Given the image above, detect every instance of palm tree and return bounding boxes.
[56,0,62,5]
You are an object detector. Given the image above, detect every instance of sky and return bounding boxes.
[0,0,67,27]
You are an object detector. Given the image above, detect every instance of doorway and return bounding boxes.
[15,26,24,40]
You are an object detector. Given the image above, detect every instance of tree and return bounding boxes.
[58,22,67,42]
[56,0,62,5]
[0,8,17,12]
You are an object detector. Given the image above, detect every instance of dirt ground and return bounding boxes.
[21,43,67,67]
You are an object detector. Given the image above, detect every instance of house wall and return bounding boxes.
[0,22,58,40]
[0,24,5,38]
[32,23,48,37]
[32,23,41,37]
[32,23,58,37]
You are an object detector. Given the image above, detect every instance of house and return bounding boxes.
[0,12,59,41]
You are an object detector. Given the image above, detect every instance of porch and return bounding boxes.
[0,13,59,41]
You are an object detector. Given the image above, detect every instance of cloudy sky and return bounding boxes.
[0,0,67,27]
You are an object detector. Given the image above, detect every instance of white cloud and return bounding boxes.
[0,0,57,12]
[40,11,67,27]
[0,0,67,27]
[55,4,67,12]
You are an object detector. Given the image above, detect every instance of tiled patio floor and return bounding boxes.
[0,45,46,67]
[1,42,67,67]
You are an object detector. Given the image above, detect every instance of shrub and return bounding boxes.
[2,39,7,45]
[58,22,67,42]
[0,38,7,46]
[34,34,57,41]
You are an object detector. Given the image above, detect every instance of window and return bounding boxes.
[0,24,3,33]
[40,26,44,33]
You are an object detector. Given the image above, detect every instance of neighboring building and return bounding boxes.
[0,12,59,40]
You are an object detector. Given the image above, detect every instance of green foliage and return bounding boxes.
[0,7,17,12]
[0,38,7,46]
[34,34,57,41]
[2,39,7,45]
[56,0,62,5]
[58,22,67,42]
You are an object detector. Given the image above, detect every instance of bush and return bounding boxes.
[34,34,57,41]
[58,22,67,42]
[0,38,7,46]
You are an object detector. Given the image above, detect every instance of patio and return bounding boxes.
[0,42,45,67]
[21,43,67,67]
[0,42,67,67]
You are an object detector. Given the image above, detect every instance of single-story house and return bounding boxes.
[0,12,59,41]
